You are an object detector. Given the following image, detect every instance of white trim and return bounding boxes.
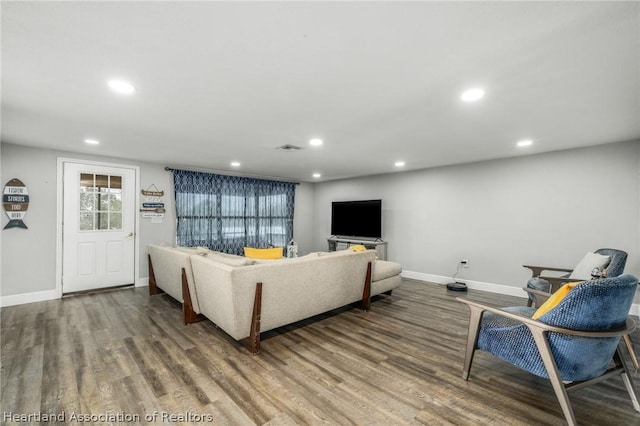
[401,270,524,297]
[56,157,141,296]
[134,167,141,288]
[137,277,149,288]
[1,289,59,307]
[401,269,640,314]
[55,159,65,300]
[400,270,443,283]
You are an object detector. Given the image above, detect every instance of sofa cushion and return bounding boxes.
[302,251,341,258]
[532,281,580,320]
[373,260,402,282]
[569,251,610,279]
[208,252,254,267]
[174,246,210,256]
[244,246,284,259]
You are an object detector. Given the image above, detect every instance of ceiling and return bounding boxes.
[2,2,639,182]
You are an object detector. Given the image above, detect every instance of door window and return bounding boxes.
[79,173,123,231]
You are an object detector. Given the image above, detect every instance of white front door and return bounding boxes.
[62,162,136,293]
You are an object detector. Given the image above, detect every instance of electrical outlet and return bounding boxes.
[461,259,469,268]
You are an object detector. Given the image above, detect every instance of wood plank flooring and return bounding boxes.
[2,278,640,425]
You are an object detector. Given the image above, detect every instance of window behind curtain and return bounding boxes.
[173,170,296,254]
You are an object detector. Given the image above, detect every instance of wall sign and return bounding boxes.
[140,184,165,223]
[3,178,29,229]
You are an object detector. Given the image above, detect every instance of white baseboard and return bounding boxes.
[2,277,148,307]
[401,270,640,317]
[0,288,60,307]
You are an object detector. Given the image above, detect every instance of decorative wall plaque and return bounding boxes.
[140,184,165,223]
[3,178,29,229]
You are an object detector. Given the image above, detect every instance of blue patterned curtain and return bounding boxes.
[173,170,296,254]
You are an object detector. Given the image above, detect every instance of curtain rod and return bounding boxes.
[164,166,300,185]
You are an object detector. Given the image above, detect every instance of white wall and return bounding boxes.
[313,141,640,297]
[0,143,316,304]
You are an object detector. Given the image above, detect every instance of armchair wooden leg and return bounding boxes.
[623,334,639,370]
[621,375,640,413]
[462,305,483,381]
[616,348,640,412]
[528,326,577,426]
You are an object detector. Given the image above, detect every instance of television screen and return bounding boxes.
[331,199,382,239]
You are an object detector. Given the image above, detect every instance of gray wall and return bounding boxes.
[313,141,640,291]
[2,140,639,303]
[0,143,316,299]
[2,143,60,295]
[292,182,316,256]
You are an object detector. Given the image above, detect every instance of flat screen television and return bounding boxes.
[331,199,382,239]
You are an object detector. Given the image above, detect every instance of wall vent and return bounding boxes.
[276,144,303,151]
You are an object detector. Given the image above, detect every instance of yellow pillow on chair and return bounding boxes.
[532,282,580,320]
[244,246,283,260]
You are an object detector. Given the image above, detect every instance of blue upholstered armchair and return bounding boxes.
[523,248,638,370]
[524,248,628,305]
[458,274,640,426]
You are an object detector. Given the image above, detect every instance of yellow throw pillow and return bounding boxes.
[244,246,283,260]
[532,282,580,320]
[349,245,367,252]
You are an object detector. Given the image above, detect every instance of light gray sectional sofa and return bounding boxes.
[147,245,254,323]
[147,244,402,353]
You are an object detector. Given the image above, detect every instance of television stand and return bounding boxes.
[327,236,387,261]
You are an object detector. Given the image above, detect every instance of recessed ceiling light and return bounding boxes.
[312,173,321,179]
[84,138,100,145]
[309,138,323,146]
[461,88,485,102]
[517,139,533,147]
[107,79,135,95]
[395,161,405,167]
[230,161,241,167]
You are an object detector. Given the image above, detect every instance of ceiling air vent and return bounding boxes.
[276,144,303,151]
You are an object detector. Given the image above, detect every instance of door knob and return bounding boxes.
[127,232,135,237]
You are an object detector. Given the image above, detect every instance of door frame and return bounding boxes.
[56,157,141,297]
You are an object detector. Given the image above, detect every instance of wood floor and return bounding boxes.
[2,278,640,425]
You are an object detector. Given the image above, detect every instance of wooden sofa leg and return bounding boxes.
[148,255,165,295]
[361,262,372,311]
[182,268,205,325]
[243,282,262,354]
